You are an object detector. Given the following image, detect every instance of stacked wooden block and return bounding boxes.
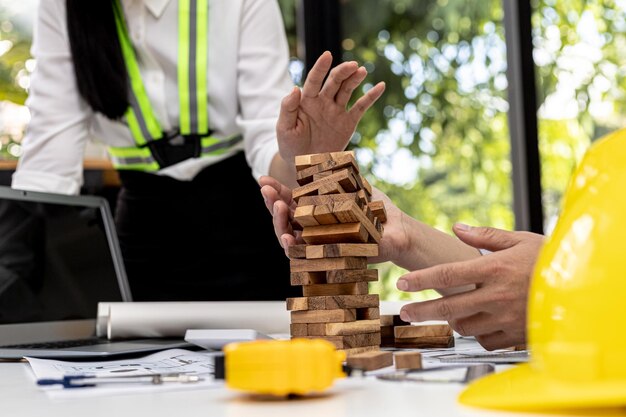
[287,151,386,356]
[381,315,455,349]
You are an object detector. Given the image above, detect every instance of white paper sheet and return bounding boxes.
[26,348,223,399]
[97,301,290,339]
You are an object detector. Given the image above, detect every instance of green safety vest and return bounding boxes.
[109,0,242,171]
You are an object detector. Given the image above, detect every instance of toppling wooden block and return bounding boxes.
[368,200,387,222]
[394,351,422,370]
[287,151,385,354]
[346,350,393,371]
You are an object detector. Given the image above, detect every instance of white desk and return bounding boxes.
[0,337,593,417]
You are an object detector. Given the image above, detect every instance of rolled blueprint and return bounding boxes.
[97,301,290,340]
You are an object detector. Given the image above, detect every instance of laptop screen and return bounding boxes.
[0,187,131,327]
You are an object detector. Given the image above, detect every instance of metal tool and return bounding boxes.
[376,364,495,384]
[37,373,203,388]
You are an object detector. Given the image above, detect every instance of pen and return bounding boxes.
[37,373,203,388]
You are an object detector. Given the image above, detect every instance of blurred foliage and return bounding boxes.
[531,0,626,229]
[341,0,513,300]
[340,0,626,300]
[0,5,33,160]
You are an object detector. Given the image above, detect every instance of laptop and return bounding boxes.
[0,186,191,360]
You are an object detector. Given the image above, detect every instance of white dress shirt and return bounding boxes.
[12,0,293,195]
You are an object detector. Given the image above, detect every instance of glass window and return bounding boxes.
[0,0,35,160]
[532,1,626,232]
[340,0,514,300]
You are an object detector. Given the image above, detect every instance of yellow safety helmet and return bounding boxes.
[459,128,626,412]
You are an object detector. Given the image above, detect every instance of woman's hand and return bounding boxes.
[276,51,385,166]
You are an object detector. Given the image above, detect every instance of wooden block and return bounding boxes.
[314,150,356,165]
[313,204,338,225]
[357,189,369,206]
[295,151,356,170]
[346,350,393,371]
[343,345,380,357]
[287,244,307,259]
[294,205,319,227]
[307,319,380,336]
[302,281,368,297]
[325,168,359,192]
[393,336,455,349]
[302,333,381,350]
[318,181,345,195]
[394,351,422,370]
[290,308,356,324]
[327,269,378,283]
[286,297,309,311]
[286,294,379,311]
[368,200,387,223]
[312,172,332,181]
[305,243,378,259]
[308,152,332,165]
[290,271,326,285]
[304,245,325,260]
[292,169,358,201]
[290,269,377,285]
[379,314,410,327]
[323,294,379,310]
[290,323,308,337]
[358,307,380,320]
[298,193,361,208]
[394,324,453,339]
[296,153,359,185]
[332,200,382,243]
[294,154,314,171]
[302,223,368,244]
[360,175,373,196]
[290,257,367,273]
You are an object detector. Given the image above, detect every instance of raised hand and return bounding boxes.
[396,225,544,350]
[276,51,386,166]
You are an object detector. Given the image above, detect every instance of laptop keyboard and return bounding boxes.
[0,337,105,349]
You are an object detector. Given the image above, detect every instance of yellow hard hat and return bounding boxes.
[459,128,626,412]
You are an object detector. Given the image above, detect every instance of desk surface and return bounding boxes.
[0,337,602,417]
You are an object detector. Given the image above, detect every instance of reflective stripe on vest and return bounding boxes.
[109,0,242,171]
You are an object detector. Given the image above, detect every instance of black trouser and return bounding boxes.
[115,152,298,301]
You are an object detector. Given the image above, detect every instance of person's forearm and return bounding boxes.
[268,153,299,188]
[393,213,481,272]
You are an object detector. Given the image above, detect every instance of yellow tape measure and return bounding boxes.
[216,338,347,396]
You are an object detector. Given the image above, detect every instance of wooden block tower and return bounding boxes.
[286,151,387,356]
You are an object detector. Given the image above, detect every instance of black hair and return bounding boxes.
[66,0,128,119]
